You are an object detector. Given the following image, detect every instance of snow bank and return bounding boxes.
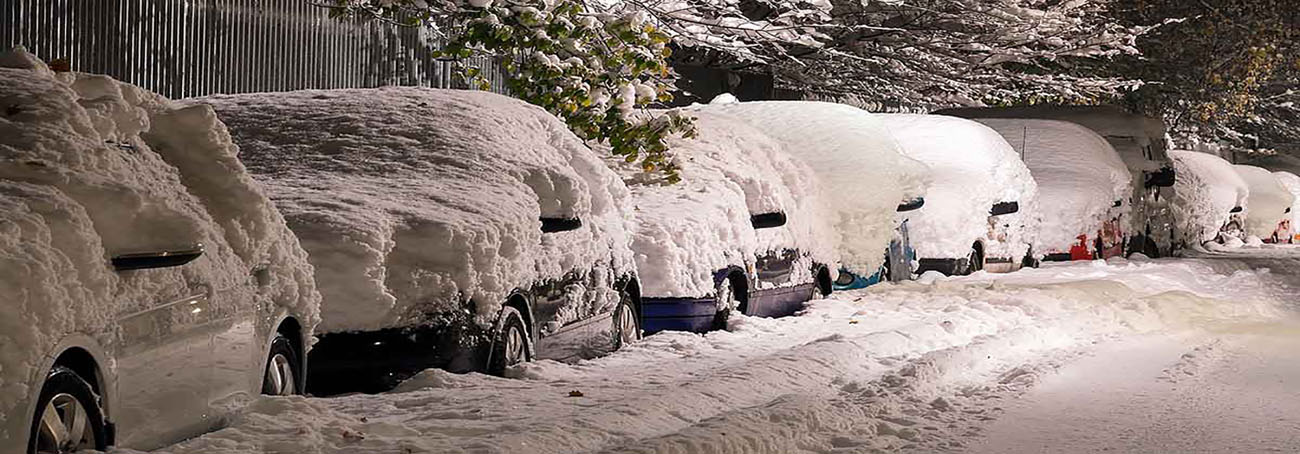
[197,88,634,333]
[608,110,837,298]
[689,100,930,276]
[1169,151,1248,245]
[974,119,1131,254]
[1234,165,1295,239]
[876,114,1038,260]
[1273,171,1300,240]
[0,47,320,446]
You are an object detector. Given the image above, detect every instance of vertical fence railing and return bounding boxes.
[0,0,508,99]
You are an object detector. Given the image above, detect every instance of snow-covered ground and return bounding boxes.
[119,248,1300,454]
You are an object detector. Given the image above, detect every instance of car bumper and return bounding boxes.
[642,296,716,334]
[307,324,490,396]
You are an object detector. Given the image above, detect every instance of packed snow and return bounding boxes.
[608,109,837,298]
[1234,164,1295,240]
[1168,151,1249,246]
[0,47,320,447]
[972,119,1131,255]
[876,114,1038,261]
[196,88,635,333]
[690,100,930,276]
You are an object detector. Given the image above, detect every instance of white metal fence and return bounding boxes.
[0,0,508,98]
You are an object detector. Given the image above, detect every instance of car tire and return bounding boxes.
[711,277,740,331]
[966,246,984,275]
[488,306,530,376]
[28,366,107,454]
[613,289,641,350]
[262,334,301,396]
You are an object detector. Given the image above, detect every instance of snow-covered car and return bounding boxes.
[1271,171,1300,243]
[201,88,641,395]
[972,119,1132,261]
[876,114,1038,275]
[692,100,930,289]
[0,50,320,453]
[1169,151,1249,247]
[936,105,1176,257]
[616,110,837,334]
[1234,165,1296,243]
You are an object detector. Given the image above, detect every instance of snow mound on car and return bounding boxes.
[692,101,930,276]
[877,114,1038,261]
[1272,171,1300,240]
[610,110,837,298]
[1234,164,1295,239]
[0,47,319,445]
[1169,151,1249,244]
[198,88,634,333]
[974,119,1131,254]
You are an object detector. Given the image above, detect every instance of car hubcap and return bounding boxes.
[617,301,639,343]
[504,325,526,366]
[35,394,91,454]
[266,354,295,396]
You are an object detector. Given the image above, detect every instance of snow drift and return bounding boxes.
[197,88,635,333]
[876,114,1038,261]
[973,119,1130,254]
[0,47,320,447]
[1169,151,1249,245]
[609,109,837,298]
[1234,164,1295,240]
[690,100,930,276]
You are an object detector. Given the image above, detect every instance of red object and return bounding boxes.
[1069,234,1093,261]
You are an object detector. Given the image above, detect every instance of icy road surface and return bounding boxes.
[133,249,1300,454]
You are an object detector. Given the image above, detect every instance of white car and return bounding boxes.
[1,50,320,453]
[1271,171,1300,243]
[202,87,641,395]
[1234,165,1295,243]
[1168,151,1248,247]
[877,114,1038,275]
[615,109,838,333]
[973,119,1131,261]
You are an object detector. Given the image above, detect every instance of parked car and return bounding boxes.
[1271,171,1300,243]
[1234,165,1296,243]
[615,110,837,334]
[1168,151,1249,248]
[693,100,930,289]
[1,51,320,454]
[202,88,642,395]
[876,114,1039,275]
[972,119,1132,261]
[936,105,1176,258]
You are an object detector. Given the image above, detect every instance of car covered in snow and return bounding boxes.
[201,87,642,395]
[876,114,1038,275]
[1270,171,1300,243]
[0,50,320,453]
[614,109,837,334]
[693,100,930,289]
[973,119,1132,261]
[1234,165,1296,243]
[1168,151,1249,248]
[935,105,1176,258]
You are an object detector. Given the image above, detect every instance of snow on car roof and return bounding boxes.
[876,114,1038,260]
[0,47,320,446]
[1234,164,1296,240]
[198,87,634,332]
[973,119,1131,253]
[935,105,1169,171]
[610,109,837,298]
[689,100,930,276]
[1169,151,1249,244]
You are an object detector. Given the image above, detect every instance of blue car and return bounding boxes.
[834,199,923,290]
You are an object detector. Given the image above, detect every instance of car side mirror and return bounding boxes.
[1287,207,1293,214]
[1113,200,1123,208]
[896,198,925,213]
[540,217,582,233]
[990,202,1020,216]
[112,245,205,271]
[1230,206,1243,214]
[751,212,787,229]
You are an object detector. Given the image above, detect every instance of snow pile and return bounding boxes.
[1234,165,1295,239]
[974,119,1131,254]
[0,47,319,446]
[1168,151,1249,245]
[1272,171,1300,240]
[690,100,930,276]
[198,88,634,332]
[608,109,836,298]
[877,114,1038,261]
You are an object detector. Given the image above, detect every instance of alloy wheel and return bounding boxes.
[34,394,93,454]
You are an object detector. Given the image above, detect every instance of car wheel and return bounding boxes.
[262,334,301,396]
[966,246,984,274]
[711,278,740,331]
[489,306,530,375]
[880,254,893,282]
[28,367,107,454]
[613,289,641,349]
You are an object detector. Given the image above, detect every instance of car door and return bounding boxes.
[204,265,267,411]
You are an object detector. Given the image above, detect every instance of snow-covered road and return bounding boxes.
[128,249,1300,454]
